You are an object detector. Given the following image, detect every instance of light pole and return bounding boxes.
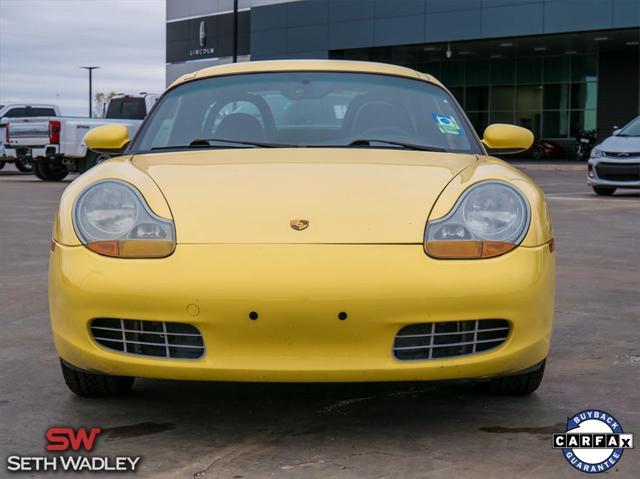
[232,0,238,63]
[80,66,100,117]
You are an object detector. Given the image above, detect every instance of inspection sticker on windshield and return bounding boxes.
[433,114,462,136]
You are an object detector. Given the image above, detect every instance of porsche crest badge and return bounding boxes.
[290,219,309,231]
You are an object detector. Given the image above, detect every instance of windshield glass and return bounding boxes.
[619,116,640,137]
[133,72,480,153]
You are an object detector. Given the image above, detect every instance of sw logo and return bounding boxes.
[5,426,141,473]
[46,427,101,451]
[553,409,634,474]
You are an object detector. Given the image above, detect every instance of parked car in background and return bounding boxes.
[0,103,60,172]
[4,93,158,181]
[588,116,640,195]
[505,139,565,160]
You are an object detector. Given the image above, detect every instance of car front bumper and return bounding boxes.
[588,158,640,189]
[50,243,555,382]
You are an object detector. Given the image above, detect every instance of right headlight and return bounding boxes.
[424,181,530,259]
[73,180,175,258]
[590,148,602,158]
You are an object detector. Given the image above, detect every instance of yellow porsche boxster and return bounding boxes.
[50,60,555,397]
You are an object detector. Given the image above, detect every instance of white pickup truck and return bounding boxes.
[0,103,60,172]
[4,93,158,181]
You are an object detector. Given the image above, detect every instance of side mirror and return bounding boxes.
[612,128,621,136]
[481,124,534,155]
[84,124,130,156]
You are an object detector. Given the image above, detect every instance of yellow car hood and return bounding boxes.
[132,149,476,244]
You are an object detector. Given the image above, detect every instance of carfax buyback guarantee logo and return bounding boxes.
[553,409,634,473]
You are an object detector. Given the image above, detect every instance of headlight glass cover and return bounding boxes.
[425,181,530,259]
[590,148,602,158]
[73,180,175,258]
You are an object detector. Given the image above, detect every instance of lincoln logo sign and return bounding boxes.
[199,20,207,47]
[189,20,215,57]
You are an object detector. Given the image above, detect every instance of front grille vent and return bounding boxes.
[603,151,640,158]
[393,319,510,360]
[90,318,204,359]
[595,162,640,182]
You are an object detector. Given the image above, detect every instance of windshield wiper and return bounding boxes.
[148,139,296,152]
[347,139,446,152]
[189,138,297,148]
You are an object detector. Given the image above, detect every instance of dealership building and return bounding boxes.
[167,0,640,146]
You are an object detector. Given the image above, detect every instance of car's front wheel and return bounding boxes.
[60,360,135,397]
[592,186,616,196]
[476,360,545,395]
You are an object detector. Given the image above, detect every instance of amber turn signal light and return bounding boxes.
[425,240,516,259]
[86,240,174,258]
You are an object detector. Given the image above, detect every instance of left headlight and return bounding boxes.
[73,180,175,258]
[424,181,530,259]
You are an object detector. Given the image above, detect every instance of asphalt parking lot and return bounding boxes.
[1,162,638,478]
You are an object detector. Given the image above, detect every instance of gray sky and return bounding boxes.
[0,0,165,116]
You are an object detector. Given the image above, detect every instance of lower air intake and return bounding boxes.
[90,318,204,359]
[393,319,510,360]
[595,162,640,182]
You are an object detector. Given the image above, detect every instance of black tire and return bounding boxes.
[0,160,5,170]
[592,186,616,196]
[33,158,68,181]
[60,360,135,397]
[78,150,108,174]
[14,158,33,173]
[476,360,546,395]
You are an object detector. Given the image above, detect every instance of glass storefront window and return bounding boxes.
[466,86,489,111]
[570,110,597,136]
[466,61,490,86]
[517,58,543,85]
[543,84,570,110]
[571,55,597,82]
[543,111,569,138]
[491,59,515,85]
[490,111,515,124]
[570,82,597,110]
[490,86,515,110]
[442,62,465,87]
[408,55,597,141]
[517,85,543,110]
[543,56,571,83]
